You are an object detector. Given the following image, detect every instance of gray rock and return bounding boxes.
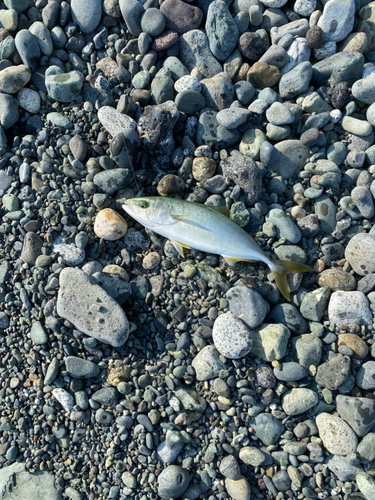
[356,472,375,500]
[266,102,294,125]
[95,408,113,425]
[326,455,363,481]
[65,356,100,379]
[0,312,9,329]
[110,129,140,169]
[226,286,268,329]
[158,466,190,500]
[252,413,285,445]
[356,361,375,390]
[265,209,301,244]
[179,29,222,78]
[163,56,189,81]
[274,362,307,382]
[93,169,132,195]
[216,107,251,129]
[174,385,207,421]
[221,155,262,204]
[200,72,234,111]
[300,286,331,322]
[44,358,59,386]
[328,291,372,328]
[260,139,310,179]
[141,8,165,37]
[0,94,18,129]
[351,186,374,218]
[282,388,318,416]
[29,21,53,56]
[15,30,41,72]
[314,195,337,235]
[191,345,225,380]
[206,0,239,62]
[57,268,129,347]
[278,61,312,99]
[52,236,85,266]
[197,107,241,150]
[267,303,307,335]
[71,0,102,32]
[317,0,355,43]
[119,0,144,36]
[45,72,84,103]
[30,321,48,345]
[175,90,205,114]
[92,387,119,407]
[357,433,375,461]
[212,311,253,359]
[251,323,291,361]
[316,354,351,391]
[271,18,309,44]
[336,395,375,437]
[0,462,61,500]
[47,112,73,129]
[151,75,174,105]
[21,232,43,266]
[312,51,364,87]
[219,455,241,480]
[157,440,184,464]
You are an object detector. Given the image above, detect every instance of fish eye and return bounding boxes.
[139,201,148,209]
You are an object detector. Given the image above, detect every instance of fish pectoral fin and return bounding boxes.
[170,239,191,257]
[222,256,257,266]
[211,206,230,218]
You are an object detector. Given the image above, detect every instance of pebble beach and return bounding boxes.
[1,0,375,499]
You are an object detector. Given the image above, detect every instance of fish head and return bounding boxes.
[123,197,174,227]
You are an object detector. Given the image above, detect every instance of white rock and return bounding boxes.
[356,472,375,500]
[174,75,201,93]
[293,0,316,16]
[97,106,137,137]
[19,162,30,183]
[212,311,253,359]
[52,388,74,411]
[316,413,358,456]
[260,0,288,7]
[17,87,41,114]
[328,291,372,328]
[282,388,318,415]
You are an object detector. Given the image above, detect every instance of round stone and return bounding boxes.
[0,64,31,94]
[141,8,165,37]
[71,0,102,33]
[157,174,185,196]
[94,208,128,241]
[17,87,41,113]
[282,388,318,415]
[247,62,280,89]
[0,93,18,129]
[345,233,375,275]
[174,75,201,93]
[157,465,190,500]
[142,252,161,270]
[192,157,216,181]
[212,311,253,359]
[316,413,358,456]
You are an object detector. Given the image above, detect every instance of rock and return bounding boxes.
[221,155,262,204]
[346,233,375,276]
[247,62,280,89]
[57,268,129,347]
[30,321,48,345]
[352,73,375,105]
[206,0,239,62]
[200,72,234,111]
[157,465,190,499]
[312,51,364,87]
[45,72,84,103]
[52,388,74,412]
[137,100,179,167]
[278,61,312,99]
[212,311,253,359]
[267,303,307,335]
[0,64,31,94]
[251,413,285,445]
[316,413,358,456]
[260,139,310,179]
[225,476,251,500]
[157,174,185,196]
[15,30,41,72]
[174,385,207,421]
[239,447,266,467]
[110,129,140,168]
[179,30,222,78]
[21,232,43,266]
[0,93,18,129]
[17,87,41,114]
[336,396,375,437]
[197,107,241,150]
[356,472,375,500]
[273,362,307,382]
[216,108,251,129]
[94,208,128,241]
[29,21,53,56]
[315,354,350,390]
[52,237,85,267]
[92,387,119,407]
[337,334,368,359]
[141,8,165,37]
[69,135,87,161]
[357,433,375,461]
[0,462,61,500]
[317,268,356,291]
[251,323,291,361]
[265,208,301,244]
[220,455,241,480]
[192,345,225,381]
[328,291,372,328]
[326,455,363,481]
[314,195,337,235]
[94,169,132,195]
[65,356,100,379]
[317,0,355,42]
[238,32,267,61]
[98,106,136,137]
[160,0,203,35]
[192,157,216,182]
[356,361,375,390]
[226,286,268,329]
[282,388,318,415]
[157,439,184,464]
[119,0,144,36]
[300,286,331,321]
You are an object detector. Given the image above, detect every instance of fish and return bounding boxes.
[123,196,312,300]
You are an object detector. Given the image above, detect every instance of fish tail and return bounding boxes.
[269,259,313,301]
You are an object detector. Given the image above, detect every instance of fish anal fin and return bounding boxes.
[211,206,230,218]
[271,269,290,301]
[171,239,191,257]
[222,256,256,266]
[270,259,312,301]
[279,260,313,273]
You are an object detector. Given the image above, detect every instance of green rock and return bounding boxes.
[35,255,52,267]
[356,472,375,500]
[230,202,250,227]
[30,321,48,345]
[183,264,197,279]
[2,193,19,211]
[75,231,89,249]
[174,384,207,421]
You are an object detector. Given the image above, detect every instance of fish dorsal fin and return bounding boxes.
[211,206,230,218]
[170,239,191,257]
[222,256,256,266]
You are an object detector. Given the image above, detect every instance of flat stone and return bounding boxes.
[200,72,234,112]
[315,354,351,391]
[336,396,375,437]
[312,51,364,87]
[282,388,318,416]
[97,106,136,137]
[356,361,375,390]
[45,71,84,103]
[21,232,43,266]
[57,267,129,347]
[192,345,225,381]
[226,286,268,329]
[65,356,100,378]
[179,29,222,78]
[318,0,355,43]
[328,291,372,328]
[356,472,375,500]
[251,413,285,445]
[160,0,203,35]
[0,64,31,94]
[317,268,356,291]
[225,476,251,500]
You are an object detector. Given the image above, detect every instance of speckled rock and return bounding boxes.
[57,268,129,347]
[94,208,128,241]
[0,64,31,94]
[328,291,372,327]
[282,388,318,416]
[225,476,251,500]
[98,106,137,137]
[316,413,358,456]
[226,286,268,329]
[212,311,253,359]
[251,324,291,361]
[317,268,356,291]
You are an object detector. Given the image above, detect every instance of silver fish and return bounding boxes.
[123,196,312,300]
